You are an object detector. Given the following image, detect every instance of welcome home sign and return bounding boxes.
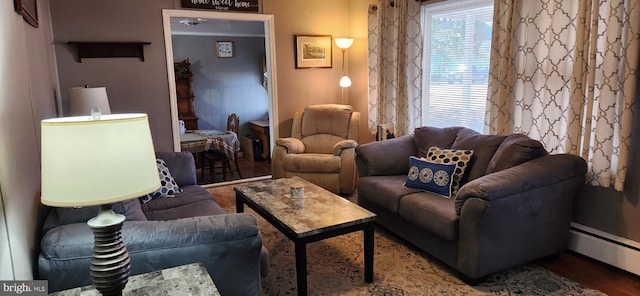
[181,0,260,12]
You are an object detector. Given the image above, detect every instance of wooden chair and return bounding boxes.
[201,113,243,182]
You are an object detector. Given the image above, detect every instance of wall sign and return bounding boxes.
[181,0,260,13]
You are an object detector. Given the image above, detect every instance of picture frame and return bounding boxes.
[294,35,332,69]
[216,41,234,58]
[14,0,38,28]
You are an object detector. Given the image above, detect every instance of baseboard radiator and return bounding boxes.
[568,222,640,276]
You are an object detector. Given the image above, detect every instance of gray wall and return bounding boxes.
[50,0,176,152]
[172,35,269,138]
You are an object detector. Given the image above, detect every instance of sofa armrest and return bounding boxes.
[453,154,587,279]
[155,151,197,186]
[454,154,587,215]
[333,139,357,156]
[275,137,305,154]
[355,134,417,177]
[39,213,263,295]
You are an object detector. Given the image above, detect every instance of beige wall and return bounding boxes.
[0,0,58,279]
[261,0,376,143]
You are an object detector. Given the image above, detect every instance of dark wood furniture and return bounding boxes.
[201,114,243,182]
[174,59,198,130]
[249,120,270,160]
[235,177,376,296]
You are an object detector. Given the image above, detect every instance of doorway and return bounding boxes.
[161,9,278,185]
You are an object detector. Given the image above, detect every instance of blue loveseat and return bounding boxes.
[38,152,268,295]
[355,126,587,282]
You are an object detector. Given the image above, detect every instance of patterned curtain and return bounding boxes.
[486,0,640,190]
[367,0,423,136]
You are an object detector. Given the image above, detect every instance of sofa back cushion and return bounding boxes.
[414,126,463,157]
[485,133,548,174]
[450,128,506,183]
[42,198,147,234]
[155,151,197,186]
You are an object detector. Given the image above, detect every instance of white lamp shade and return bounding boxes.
[339,75,352,87]
[335,38,354,49]
[41,114,160,207]
[69,86,111,116]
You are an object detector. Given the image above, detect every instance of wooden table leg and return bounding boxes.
[364,223,374,283]
[295,242,307,296]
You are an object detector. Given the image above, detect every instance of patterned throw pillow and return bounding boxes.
[424,146,474,196]
[404,156,456,197]
[140,159,182,204]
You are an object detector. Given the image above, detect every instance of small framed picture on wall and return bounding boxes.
[216,41,234,58]
[294,35,332,68]
[14,0,38,28]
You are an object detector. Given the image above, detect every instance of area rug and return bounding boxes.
[225,205,606,296]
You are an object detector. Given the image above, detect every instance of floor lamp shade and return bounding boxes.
[41,113,160,207]
[69,86,112,116]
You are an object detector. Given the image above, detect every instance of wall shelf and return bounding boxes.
[68,42,151,62]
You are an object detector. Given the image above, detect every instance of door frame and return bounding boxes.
[161,9,279,154]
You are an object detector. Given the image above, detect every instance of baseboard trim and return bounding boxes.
[569,222,640,276]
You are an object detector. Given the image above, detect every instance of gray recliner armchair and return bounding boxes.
[271,104,360,194]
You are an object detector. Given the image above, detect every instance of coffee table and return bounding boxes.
[234,177,377,296]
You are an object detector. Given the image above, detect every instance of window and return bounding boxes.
[421,0,494,133]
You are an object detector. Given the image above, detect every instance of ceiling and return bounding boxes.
[170,17,265,37]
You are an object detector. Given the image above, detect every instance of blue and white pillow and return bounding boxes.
[404,156,456,197]
[140,159,182,204]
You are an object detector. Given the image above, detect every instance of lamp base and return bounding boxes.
[87,204,131,296]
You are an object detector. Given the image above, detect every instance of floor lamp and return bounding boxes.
[335,37,354,104]
[41,113,160,295]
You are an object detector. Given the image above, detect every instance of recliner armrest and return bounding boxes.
[454,154,587,215]
[275,137,305,154]
[333,140,357,155]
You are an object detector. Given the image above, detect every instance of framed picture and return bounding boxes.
[14,0,38,28]
[216,41,234,58]
[294,35,332,69]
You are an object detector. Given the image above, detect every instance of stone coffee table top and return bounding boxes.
[234,176,376,238]
[50,262,219,296]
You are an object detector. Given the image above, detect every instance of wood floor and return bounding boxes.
[205,156,640,295]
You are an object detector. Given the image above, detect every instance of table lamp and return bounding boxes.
[41,113,160,296]
[68,86,111,116]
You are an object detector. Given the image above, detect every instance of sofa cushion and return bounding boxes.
[155,151,197,186]
[301,104,353,139]
[424,147,474,196]
[111,198,148,222]
[359,175,420,213]
[404,156,456,197]
[451,128,506,183]
[485,133,548,174]
[42,198,148,235]
[141,185,223,220]
[398,192,459,241]
[282,153,341,173]
[414,126,463,157]
[140,159,182,204]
